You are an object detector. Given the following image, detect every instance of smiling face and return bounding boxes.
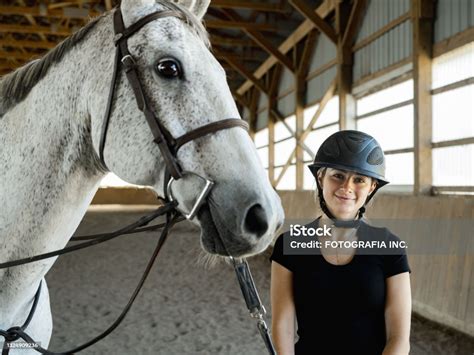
[317,168,377,220]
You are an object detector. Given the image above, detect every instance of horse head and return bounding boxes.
[89,0,284,257]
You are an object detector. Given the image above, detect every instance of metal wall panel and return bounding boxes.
[277,91,296,118]
[278,67,294,95]
[435,0,474,42]
[357,0,410,41]
[257,92,268,112]
[308,34,337,74]
[353,21,412,82]
[256,109,268,131]
[242,107,251,122]
[306,66,337,104]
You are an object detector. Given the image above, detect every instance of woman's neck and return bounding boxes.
[318,214,359,241]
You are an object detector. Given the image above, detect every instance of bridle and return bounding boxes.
[0,7,275,355]
[99,8,248,218]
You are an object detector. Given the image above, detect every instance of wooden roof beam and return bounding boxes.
[210,0,286,13]
[0,51,40,61]
[342,0,368,47]
[215,49,268,94]
[206,20,278,32]
[105,0,114,11]
[233,92,250,108]
[0,6,100,19]
[221,9,295,72]
[237,0,335,95]
[0,24,71,36]
[210,34,258,47]
[0,39,56,50]
[215,52,267,63]
[288,0,337,43]
[0,64,18,72]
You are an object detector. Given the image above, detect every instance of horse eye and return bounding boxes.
[155,58,182,79]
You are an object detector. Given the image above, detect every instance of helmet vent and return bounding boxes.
[347,134,366,143]
[323,139,340,157]
[367,147,384,165]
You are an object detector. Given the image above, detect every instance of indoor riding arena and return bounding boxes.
[0,0,473,354]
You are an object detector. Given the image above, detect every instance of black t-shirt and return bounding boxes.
[270,219,411,355]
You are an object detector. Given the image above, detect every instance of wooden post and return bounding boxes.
[249,88,260,139]
[295,71,305,190]
[336,0,355,130]
[412,0,434,195]
[294,31,318,190]
[268,65,282,187]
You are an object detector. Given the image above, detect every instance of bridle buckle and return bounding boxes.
[121,54,136,72]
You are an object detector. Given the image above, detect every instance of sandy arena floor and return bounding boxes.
[45,207,474,354]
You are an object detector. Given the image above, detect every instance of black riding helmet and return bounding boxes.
[308,130,389,227]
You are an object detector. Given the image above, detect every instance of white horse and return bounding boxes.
[0,0,284,352]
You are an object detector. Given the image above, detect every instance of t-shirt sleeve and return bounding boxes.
[269,233,296,272]
[383,232,411,278]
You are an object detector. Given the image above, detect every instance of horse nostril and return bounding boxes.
[244,204,269,238]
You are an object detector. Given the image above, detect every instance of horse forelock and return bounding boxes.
[0,0,209,118]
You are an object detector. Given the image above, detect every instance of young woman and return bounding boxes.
[270,130,411,355]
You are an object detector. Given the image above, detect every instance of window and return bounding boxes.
[432,42,474,90]
[357,80,413,116]
[274,115,296,141]
[315,96,339,128]
[255,128,269,168]
[303,124,339,161]
[431,42,474,190]
[303,97,339,129]
[254,128,269,148]
[433,145,474,186]
[257,146,269,169]
[385,153,414,186]
[274,138,296,167]
[432,85,474,142]
[275,165,296,190]
[302,98,339,190]
[356,80,414,186]
[272,115,297,190]
[357,105,414,151]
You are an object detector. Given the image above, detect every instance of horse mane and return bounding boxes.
[0,1,209,117]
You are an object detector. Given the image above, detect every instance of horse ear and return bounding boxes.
[120,0,155,12]
[120,0,157,27]
[169,0,210,20]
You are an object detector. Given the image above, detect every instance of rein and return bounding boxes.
[1,7,275,355]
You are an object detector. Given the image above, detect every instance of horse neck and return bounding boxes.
[0,14,114,313]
